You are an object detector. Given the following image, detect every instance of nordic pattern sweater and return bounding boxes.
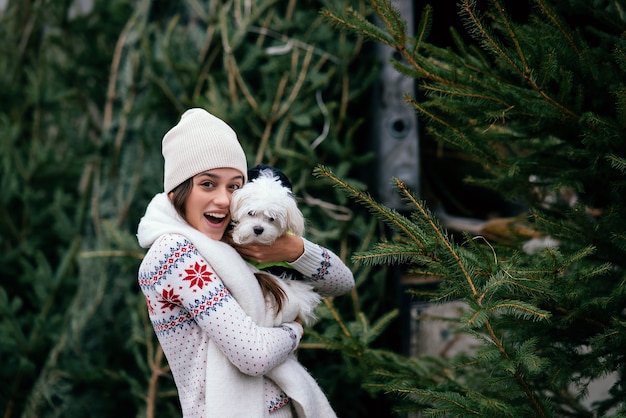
[137,233,354,417]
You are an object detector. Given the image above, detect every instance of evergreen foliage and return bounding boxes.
[1,1,390,417]
[320,0,626,417]
[6,0,625,417]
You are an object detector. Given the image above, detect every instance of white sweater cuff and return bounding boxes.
[280,322,303,350]
[287,238,322,276]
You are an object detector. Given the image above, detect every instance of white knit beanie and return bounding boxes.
[162,108,248,192]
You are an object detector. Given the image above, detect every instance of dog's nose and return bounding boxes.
[253,226,264,236]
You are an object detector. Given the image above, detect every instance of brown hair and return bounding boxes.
[169,179,287,315]
[254,272,287,314]
[169,178,193,219]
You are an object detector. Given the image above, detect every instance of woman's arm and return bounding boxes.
[149,235,302,376]
[233,234,355,297]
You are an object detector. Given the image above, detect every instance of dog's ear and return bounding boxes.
[285,197,305,236]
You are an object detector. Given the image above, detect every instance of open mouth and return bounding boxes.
[205,213,226,225]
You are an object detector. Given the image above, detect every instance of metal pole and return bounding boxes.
[370,0,420,211]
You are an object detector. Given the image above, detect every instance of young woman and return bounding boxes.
[137,108,354,418]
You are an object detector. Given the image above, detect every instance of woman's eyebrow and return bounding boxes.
[196,172,244,181]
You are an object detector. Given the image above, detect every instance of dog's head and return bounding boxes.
[247,164,293,191]
[230,167,305,245]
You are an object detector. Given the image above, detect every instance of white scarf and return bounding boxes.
[137,193,337,418]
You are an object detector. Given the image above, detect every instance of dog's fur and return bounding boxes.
[230,165,319,325]
[230,165,305,246]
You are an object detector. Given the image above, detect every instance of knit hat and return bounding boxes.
[162,108,248,192]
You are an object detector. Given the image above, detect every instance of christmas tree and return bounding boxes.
[320,0,626,416]
[0,1,382,416]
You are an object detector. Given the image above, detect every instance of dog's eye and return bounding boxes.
[268,217,275,222]
[248,210,255,216]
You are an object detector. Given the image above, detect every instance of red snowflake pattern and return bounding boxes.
[159,288,182,311]
[183,261,214,289]
[145,295,155,315]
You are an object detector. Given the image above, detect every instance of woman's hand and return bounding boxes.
[230,234,305,264]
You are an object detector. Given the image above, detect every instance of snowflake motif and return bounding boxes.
[183,261,214,289]
[311,248,332,281]
[159,288,182,311]
[145,295,155,316]
[268,393,290,412]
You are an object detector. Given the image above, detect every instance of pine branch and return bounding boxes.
[354,241,436,267]
[323,0,626,415]
[313,165,427,251]
[370,0,407,45]
[412,4,433,54]
[404,95,498,163]
[607,153,626,174]
[318,166,553,416]
[394,177,478,298]
[321,5,393,46]
[459,0,579,120]
[534,0,581,57]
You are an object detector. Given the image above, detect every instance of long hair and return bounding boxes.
[169,179,287,313]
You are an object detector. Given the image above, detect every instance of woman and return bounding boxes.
[137,108,355,418]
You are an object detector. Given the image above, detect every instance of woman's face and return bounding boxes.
[183,168,244,240]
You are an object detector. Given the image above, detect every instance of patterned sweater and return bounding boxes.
[137,233,354,417]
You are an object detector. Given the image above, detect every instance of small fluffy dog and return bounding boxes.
[230,165,319,325]
[230,165,305,246]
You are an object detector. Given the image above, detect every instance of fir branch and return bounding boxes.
[531,210,586,242]
[412,5,433,54]
[220,20,258,110]
[363,309,400,345]
[370,0,407,46]
[534,0,580,56]
[321,6,393,46]
[607,153,626,173]
[365,1,452,85]
[276,45,315,119]
[404,94,496,163]
[353,241,433,266]
[313,165,427,251]
[420,84,510,109]
[460,0,579,120]
[393,178,478,298]
[479,270,554,306]
[322,297,351,338]
[614,38,626,72]
[247,26,341,64]
[104,10,141,130]
[513,338,545,375]
[488,299,551,322]
[404,389,481,416]
[390,180,550,418]
[0,287,28,349]
[492,0,529,74]
[459,0,521,75]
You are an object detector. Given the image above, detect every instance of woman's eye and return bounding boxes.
[200,181,214,188]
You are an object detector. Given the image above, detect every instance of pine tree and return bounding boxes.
[1,1,384,417]
[320,0,626,416]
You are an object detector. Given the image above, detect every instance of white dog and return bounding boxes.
[230,167,305,245]
[230,165,319,325]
